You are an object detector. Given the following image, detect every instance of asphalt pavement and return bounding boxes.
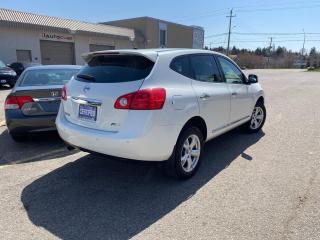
[0,69,319,240]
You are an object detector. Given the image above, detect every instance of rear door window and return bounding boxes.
[76,55,154,83]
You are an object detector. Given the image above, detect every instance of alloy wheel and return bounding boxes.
[180,134,201,173]
[250,106,264,130]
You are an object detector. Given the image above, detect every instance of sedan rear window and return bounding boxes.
[20,69,79,87]
[0,60,6,68]
[75,55,154,83]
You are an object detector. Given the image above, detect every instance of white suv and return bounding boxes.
[56,49,266,179]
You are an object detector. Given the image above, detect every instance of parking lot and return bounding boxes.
[0,69,319,240]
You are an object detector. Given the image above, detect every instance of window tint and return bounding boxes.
[20,69,79,86]
[170,56,192,78]
[190,55,222,83]
[76,55,154,83]
[217,57,244,84]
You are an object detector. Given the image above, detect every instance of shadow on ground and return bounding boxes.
[0,129,74,165]
[21,129,265,239]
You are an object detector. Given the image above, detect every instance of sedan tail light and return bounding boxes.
[114,88,166,110]
[5,96,34,110]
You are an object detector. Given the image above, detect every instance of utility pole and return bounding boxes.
[301,29,306,68]
[267,37,273,68]
[226,8,236,56]
[302,29,306,56]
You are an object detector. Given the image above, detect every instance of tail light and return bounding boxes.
[62,84,67,101]
[5,96,34,110]
[114,88,166,110]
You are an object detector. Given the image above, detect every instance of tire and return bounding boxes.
[11,134,27,142]
[164,127,204,179]
[9,83,15,88]
[242,101,266,133]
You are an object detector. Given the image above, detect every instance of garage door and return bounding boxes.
[40,40,75,65]
[89,44,115,52]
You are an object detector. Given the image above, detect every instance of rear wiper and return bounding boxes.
[76,74,96,82]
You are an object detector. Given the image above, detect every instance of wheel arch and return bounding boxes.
[180,116,208,141]
[256,96,264,105]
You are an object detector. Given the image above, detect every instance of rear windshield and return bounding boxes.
[20,69,79,87]
[0,60,6,68]
[75,55,154,83]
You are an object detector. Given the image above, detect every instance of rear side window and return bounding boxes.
[20,69,79,87]
[76,55,154,83]
[170,56,192,78]
[190,55,223,83]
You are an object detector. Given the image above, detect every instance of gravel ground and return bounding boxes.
[0,69,319,240]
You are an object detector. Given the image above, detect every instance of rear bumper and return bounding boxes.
[5,110,57,134]
[56,109,181,161]
[0,75,16,85]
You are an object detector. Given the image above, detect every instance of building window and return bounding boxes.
[159,22,167,48]
[160,30,167,47]
[89,44,115,52]
[16,50,32,62]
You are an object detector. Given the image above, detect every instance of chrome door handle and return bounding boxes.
[200,93,210,100]
[231,92,238,97]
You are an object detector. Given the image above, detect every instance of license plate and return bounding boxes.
[78,104,97,121]
[0,79,6,83]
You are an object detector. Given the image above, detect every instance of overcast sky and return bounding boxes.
[1,0,319,52]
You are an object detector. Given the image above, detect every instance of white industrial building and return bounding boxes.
[0,8,135,65]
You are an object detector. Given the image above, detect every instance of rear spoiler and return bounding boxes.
[82,50,158,63]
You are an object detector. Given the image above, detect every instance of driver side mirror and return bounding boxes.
[248,74,258,84]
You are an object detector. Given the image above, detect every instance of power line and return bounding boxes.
[236,4,320,13]
[176,0,319,20]
[205,32,320,39]
[205,33,228,38]
[233,32,320,35]
[175,1,320,22]
[230,39,320,43]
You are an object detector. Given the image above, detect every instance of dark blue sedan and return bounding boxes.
[5,65,81,141]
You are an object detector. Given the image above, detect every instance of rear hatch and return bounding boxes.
[63,53,155,132]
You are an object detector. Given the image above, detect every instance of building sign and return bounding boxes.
[40,32,74,42]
